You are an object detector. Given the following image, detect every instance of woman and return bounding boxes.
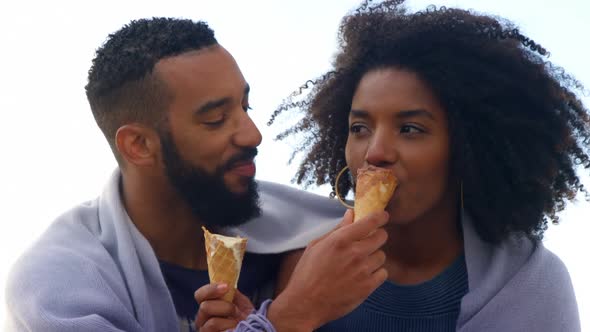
[197,0,588,330]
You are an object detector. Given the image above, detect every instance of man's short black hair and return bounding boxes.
[85,17,218,162]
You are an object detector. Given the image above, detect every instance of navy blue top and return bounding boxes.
[159,252,280,331]
[318,254,468,331]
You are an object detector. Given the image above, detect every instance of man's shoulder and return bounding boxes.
[257,180,344,214]
[228,181,345,253]
[18,198,106,256]
[5,199,138,331]
[7,198,121,297]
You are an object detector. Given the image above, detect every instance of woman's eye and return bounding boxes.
[400,125,424,134]
[349,124,368,134]
[243,105,252,112]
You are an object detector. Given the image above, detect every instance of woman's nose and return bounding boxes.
[365,130,397,168]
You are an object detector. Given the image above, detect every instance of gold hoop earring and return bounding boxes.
[334,166,354,209]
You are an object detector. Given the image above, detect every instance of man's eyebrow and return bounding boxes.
[195,97,231,115]
[194,83,251,115]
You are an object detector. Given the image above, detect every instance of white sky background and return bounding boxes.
[0,0,588,328]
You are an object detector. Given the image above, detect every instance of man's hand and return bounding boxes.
[268,209,389,331]
[194,283,255,332]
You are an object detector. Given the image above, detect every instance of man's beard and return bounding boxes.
[159,131,261,228]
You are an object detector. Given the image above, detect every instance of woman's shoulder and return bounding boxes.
[460,237,580,331]
[527,242,575,291]
[505,242,580,330]
[463,214,573,285]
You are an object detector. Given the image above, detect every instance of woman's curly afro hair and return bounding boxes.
[269,0,590,244]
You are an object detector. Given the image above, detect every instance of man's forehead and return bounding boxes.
[151,45,247,115]
[153,45,245,93]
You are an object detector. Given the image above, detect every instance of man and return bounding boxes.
[5,18,388,332]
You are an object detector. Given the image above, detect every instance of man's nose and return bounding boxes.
[233,111,263,149]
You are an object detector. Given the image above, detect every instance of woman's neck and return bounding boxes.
[383,203,463,285]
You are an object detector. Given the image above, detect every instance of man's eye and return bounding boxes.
[203,118,225,126]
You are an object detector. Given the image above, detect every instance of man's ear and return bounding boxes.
[115,124,160,167]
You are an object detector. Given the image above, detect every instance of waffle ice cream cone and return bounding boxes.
[202,227,247,302]
[353,166,398,222]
